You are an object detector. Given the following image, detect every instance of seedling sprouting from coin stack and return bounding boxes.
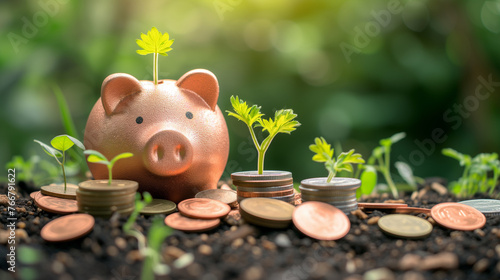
[78,150,138,217]
[34,134,85,197]
[227,95,300,204]
[299,137,365,214]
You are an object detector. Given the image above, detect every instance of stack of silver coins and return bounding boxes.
[299,177,360,214]
[231,171,295,204]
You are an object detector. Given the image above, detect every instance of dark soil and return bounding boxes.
[1,179,499,280]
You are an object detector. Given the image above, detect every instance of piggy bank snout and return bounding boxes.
[144,130,193,176]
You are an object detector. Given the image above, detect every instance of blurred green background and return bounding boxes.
[1,0,499,184]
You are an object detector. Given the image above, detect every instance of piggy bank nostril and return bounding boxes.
[152,145,165,162]
[175,144,186,161]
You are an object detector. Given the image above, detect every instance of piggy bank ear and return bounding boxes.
[101,73,142,115]
[176,69,219,111]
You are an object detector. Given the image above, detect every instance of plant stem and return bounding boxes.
[327,170,336,183]
[378,156,398,199]
[108,165,112,186]
[154,52,158,85]
[61,151,67,192]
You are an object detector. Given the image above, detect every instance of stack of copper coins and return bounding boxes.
[299,177,360,214]
[76,180,138,217]
[231,171,295,204]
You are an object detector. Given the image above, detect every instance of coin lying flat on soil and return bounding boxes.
[392,207,431,214]
[41,183,79,199]
[239,198,295,228]
[459,199,500,217]
[140,199,177,215]
[164,212,220,232]
[292,201,350,240]
[41,213,95,242]
[378,214,433,239]
[431,202,486,231]
[36,195,78,214]
[178,198,231,219]
[195,189,237,208]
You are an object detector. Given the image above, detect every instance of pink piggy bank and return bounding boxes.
[84,69,229,202]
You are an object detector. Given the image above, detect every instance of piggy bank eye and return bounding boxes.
[136,116,143,124]
[186,112,193,119]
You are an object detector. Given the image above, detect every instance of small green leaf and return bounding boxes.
[136,27,174,57]
[226,95,263,128]
[309,137,334,163]
[360,165,377,195]
[34,140,62,158]
[442,148,471,166]
[84,150,109,165]
[395,161,416,187]
[110,152,134,166]
[51,135,75,152]
[380,132,406,147]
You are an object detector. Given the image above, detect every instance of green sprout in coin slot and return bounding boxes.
[136,27,174,85]
[309,137,365,182]
[226,95,300,174]
[34,135,85,192]
[84,150,133,185]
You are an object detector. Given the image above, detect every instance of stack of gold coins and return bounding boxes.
[77,180,138,217]
[299,177,360,214]
[231,171,295,204]
[239,198,295,229]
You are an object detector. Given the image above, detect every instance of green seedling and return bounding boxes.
[124,193,173,280]
[442,148,500,197]
[226,95,300,174]
[309,137,365,182]
[83,150,133,185]
[136,27,174,85]
[34,135,85,192]
[356,132,406,199]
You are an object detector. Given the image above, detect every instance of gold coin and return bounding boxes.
[378,214,433,239]
[140,199,177,215]
[76,193,136,205]
[41,183,79,200]
[239,198,295,225]
[78,180,138,192]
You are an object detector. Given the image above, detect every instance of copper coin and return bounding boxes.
[164,212,220,232]
[41,183,79,199]
[292,201,350,240]
[237,185,293,193]
[237,189,294,198]
[36,195,78,214]
[41,213,94,242]
[178,198,231,219]
[358,203,408,209]
[232,178,294,188]
[431,202,486,231]
[195,189,237,207]
[30,191,44,200]
[393,207,431,214]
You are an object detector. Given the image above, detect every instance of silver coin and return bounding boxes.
[300,195,357,204]
[237,184,293,192]
[299,186,357,196]
[300,177,361,191]
[237,194,295,204]
[231,171,292,181]
[459,199,500,216]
